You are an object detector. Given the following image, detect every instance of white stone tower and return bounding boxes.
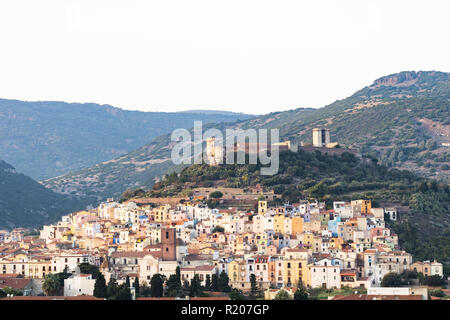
[312,128,330,147]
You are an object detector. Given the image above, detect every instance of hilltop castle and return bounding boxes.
[206,128,358,165]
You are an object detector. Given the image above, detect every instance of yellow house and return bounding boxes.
[291,217,303,235]
[303,232,314,246]
[281,249,309,287]
[155,205,170,223]
[10,252,27,262]
[274,214,285,234]
[228,259,246,283]
[62,230,74,242]
[0,259,53,278]
[330,237,344,249]
[258,201,267,215]
[351,200,372,215]
[200,247,216,255]
[231,236,244,254]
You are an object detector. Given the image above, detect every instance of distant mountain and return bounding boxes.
[0,99,253,180]
[0,160,81,229]
[44,71,449,204]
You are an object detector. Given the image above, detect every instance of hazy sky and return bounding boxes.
[0,1,449,114]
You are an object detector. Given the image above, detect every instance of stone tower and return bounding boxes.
[206,137,222,165]
[258,200,268,215]
[312,128,330,147]
[161,227,177,261]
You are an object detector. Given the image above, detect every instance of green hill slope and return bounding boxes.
[0,160,81,229]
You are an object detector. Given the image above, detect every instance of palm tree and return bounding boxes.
[42,274,61,296]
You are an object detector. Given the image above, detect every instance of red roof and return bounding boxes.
[0,278,32,290]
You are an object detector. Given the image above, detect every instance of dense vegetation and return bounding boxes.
[148,150,434,205]
[0,160,81,230]
[381,270,446,288]
[0,98,252,180]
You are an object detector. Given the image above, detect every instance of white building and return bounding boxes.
[309,265,341,289]
[64,273,96,296]
[384,207,398,221]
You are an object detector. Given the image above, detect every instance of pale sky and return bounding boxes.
[0,1,449,115]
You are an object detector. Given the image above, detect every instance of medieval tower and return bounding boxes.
[312,128,331,147]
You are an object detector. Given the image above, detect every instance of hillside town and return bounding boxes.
[0,194,447,300]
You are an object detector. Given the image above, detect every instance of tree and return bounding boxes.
[211,274,219,292]
[209,191,223,199]
[106,277,119,299]
[93,273,107,298]
[294,284,308,300]
[205,274,212,291]
[1,287,23,297]
[42,273,62,296]
[133,277,140,298]
[116,283,132,300]
[218,271,231,292]
[175,266,181,285]
[248,274,262,300]
[150,274,164,297]
[381,272,403,287]
[125,275,131,288]
[166,274,182,297]
[422,275,445,287]
[273,289,292,300]
[180,280,190,297]
[429,289,445,298]
[229,288,245,300]
[140,283,151,297]
[78,263,100,279]
[212,226,225,233]
[189,274,202,297]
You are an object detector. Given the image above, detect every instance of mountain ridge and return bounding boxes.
[43,71,449,204]
[0,98,253,180]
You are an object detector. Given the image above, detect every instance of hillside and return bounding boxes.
[237,71,450,180]
[0,98,253,180]
[140,150,450,263]
[0,160,82,229]
[44,71,449,204]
